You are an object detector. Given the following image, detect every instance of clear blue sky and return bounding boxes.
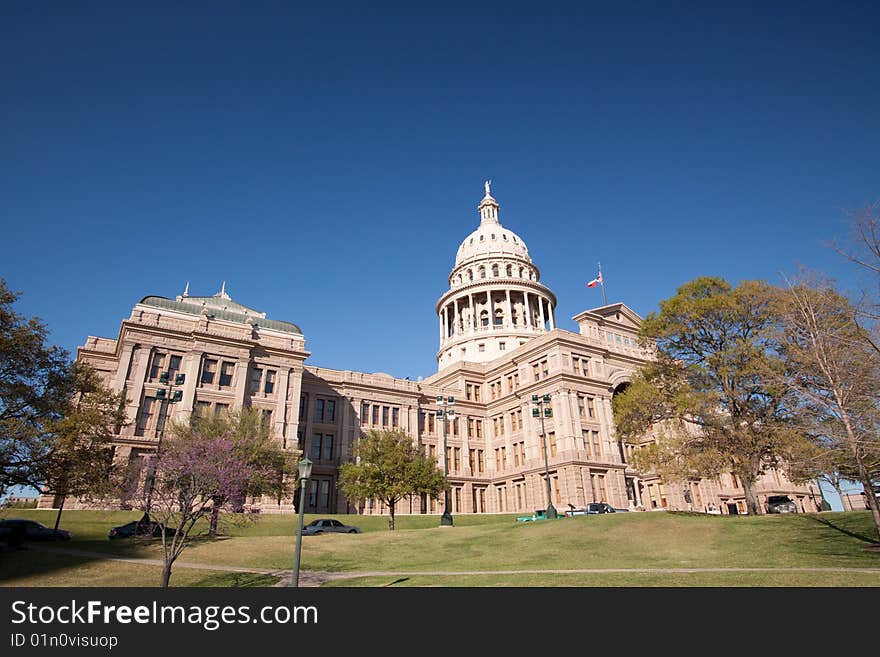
[2,2,878,506]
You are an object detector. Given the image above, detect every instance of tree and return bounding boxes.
[338,429,447,530]
[773,275,880,539]
[0,278,75,494]
[613,277,806,515]
[41,365,127,530]
[141,431,275,587]
[168,407,294,536]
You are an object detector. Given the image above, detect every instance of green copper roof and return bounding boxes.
[138,296,303,336]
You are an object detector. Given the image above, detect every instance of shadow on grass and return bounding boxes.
[384,577,410,587]
[187,571,279,587]
[808,514,878,545]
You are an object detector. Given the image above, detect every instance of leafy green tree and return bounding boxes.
[41,365,127,530]
[338,429,447,530]
[0,278,75,494]
[1,278,126,511]
[614,277,805,515]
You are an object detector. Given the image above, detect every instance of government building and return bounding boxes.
[43,184,822,516]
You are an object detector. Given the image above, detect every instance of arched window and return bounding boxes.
[494,307,504,326]
[491,264,499,277]
[479,266,486,279]
[518,267,524,278]
[468,270,473,282]
[506,264,512,277]
[480,310,489,327]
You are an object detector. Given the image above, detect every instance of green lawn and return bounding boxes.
[2,508,878,587]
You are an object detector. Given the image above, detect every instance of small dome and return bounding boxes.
[455,224,531,266]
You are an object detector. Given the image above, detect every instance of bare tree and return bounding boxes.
[775,274,880,539]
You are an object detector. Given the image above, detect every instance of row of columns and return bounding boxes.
[439,289,556,343]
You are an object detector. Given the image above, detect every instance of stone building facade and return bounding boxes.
[43,184,822,516]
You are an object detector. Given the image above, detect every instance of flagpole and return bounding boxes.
[598,262,607,305]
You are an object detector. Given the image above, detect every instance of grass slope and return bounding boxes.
[1,509,878,587]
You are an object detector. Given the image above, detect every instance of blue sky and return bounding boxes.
[2,2,878,505]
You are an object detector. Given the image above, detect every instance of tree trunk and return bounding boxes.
[54,496,66,531]
[388,501,395,531]
[161,562,173,588]
[854,457,880,541]
[209,504,220,537]
[832,481,851,511]
[741,477,762,515]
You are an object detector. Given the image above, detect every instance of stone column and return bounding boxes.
[505,289,513,328]
[468,293,475,332]
[488,291,495,331]
[232,360,249,410]
[112,342,135,393]
[524,292,533,328]
[538,296,546,331]
[549,302,556,330]
[273,367,291,442]
[178,350,201,423]
[125,346,151,436]
[453,298,459,336]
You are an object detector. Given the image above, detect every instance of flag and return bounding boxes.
[586,272,603,288]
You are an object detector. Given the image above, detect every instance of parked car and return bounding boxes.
[586,502,616,514]
[108,520,177,539]
[766,495,798,514]
[0,519,71,541]
[301,519,361,535]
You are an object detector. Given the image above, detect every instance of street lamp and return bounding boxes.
[291,456,313,588]
[532,394,557,519]
[435,395,456,526]
[143,370,185,517]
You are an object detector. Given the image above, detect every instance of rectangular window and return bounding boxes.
[148,353,165,381]
[325,399,336,422]
[382,406,389,427]
[316,399,325,422]
[320,480,330,509]
[299,394,308,422]
[201,358,217,385]
[323,435,334,461]
[264,370,276,394]
[261,409,272,430]
[361,402,370,424]
[587,397,595,419]
[309,480,318,507]
[312,434,323,460]
[213,402,229,418]
[548,431,557,457]
[577,395,585,417]
[135,397,155,436]
[218,362,234,388]
[499,342,506,351]
[250,368,263,394]
[168,355,182,380]
[193,400,211,419]
[392,407,399,428]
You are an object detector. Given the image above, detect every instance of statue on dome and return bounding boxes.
[484,180,491,196]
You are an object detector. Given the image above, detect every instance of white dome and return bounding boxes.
[455,224,531,266]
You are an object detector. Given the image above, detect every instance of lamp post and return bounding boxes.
[435,395,456,526]
[143,370,185,517]
[291,456,313,588]
[532,394,557,519]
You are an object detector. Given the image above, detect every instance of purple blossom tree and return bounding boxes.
[145,432,274,587]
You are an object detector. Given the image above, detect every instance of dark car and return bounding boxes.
[301,519,361,535]
[586,502,616,514]
[766,495,798,514]
[108,520,177,539]
[0,519,71,541]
